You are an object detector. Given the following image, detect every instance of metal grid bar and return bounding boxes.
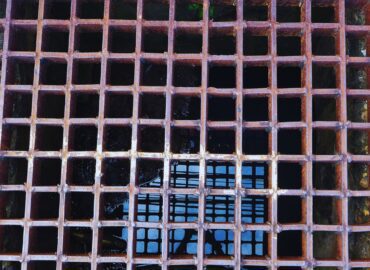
[0,0,368,269]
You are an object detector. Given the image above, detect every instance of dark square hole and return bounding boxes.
[29,227,57,254]
[174,29,202,54]
[142,28,168,53]
[0,226,23,254]
[65,192,94,220]
[0,191,25,219]
[171,128,200,154]
[73,60,101,84]
[105,93,133,118]
[9,26,36,51]
[33,158,61,186]
[44,0,71,19]
[209,29,236,55]
[350,197,370,225]
[313,196,339,225]
[209,65,236,88]
[137,159,163,187]
[313,162,338,190]
[346,35,367,57]
[278,129,302,154]
[104,125,132,152]
[277,6,301,22]
[347,66,368,89]
[242,196,268,223]
[107,61,135,86]
[206,161,235,189]
[350,232,370,260]
[313,97,337,121]
[278,163,302,189]
[278,196,302,223]
[207,129,235,154]
[312,5,336,23]
[243,129,269,155]
[141,61,167,86]
[35,125,63,151]
[277,231,302,257]
[175,0,202,21]
[70,91,99,118]
[348,162,368,190]
[348,130,368,155]
[209,0,236,21]
[312,34,336,55]
[31,192,59,219]
[40,60,67,85]
[173,62,201,87]
[208,95,235,121]
[345,5,367,25]
[109,26,136,53]
[63,263,91,270]
[140,93,165,119]
[6,58,34,85]
[67,158,96,185]
[64,227,92,254]
[143,0,168,20]
[101,158,130,186]
[244,3,268,21]
[135,228,162,256]
[206,195,234,222]
[4,91,32,118]
[170,160,199,188]
[1,124,30,151]
[110,0,137,20]
[0,262,20,269]
[69,125,98,151]
[11,0,39,19]
[75,27,102,52]
[172,95,200,120]
[244,32,268,55]
[77,0,104,19]
[28,261,56,269]
[348,98,368,122]
[99,227,128,255]
[242,162,268,189]
[277,36,301,56]
[313,129,337,155]
[169,229,198,257]
[0,1,5,18]
[278,97,301,122]
[138,126,164,152]
[313,232,339,260]
[42,27,69,52]
[205,229,234,256]
[243,66,269,89]
[136,193,163,222]
[37,92,65,118]
[313,65,337,88]
[100,192,129,220]
[277,66,302,88]
[99,264,127,270]
[243,96,269,121]
[0,157,28,185]
[170,194,198,222]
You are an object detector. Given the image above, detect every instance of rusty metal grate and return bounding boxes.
[0,0,369,269]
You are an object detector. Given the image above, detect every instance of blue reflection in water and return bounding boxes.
[133,161,267,256]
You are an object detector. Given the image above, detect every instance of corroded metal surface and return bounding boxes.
[0,0,369,270]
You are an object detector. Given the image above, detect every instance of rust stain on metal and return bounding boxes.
[0,0,369,270]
